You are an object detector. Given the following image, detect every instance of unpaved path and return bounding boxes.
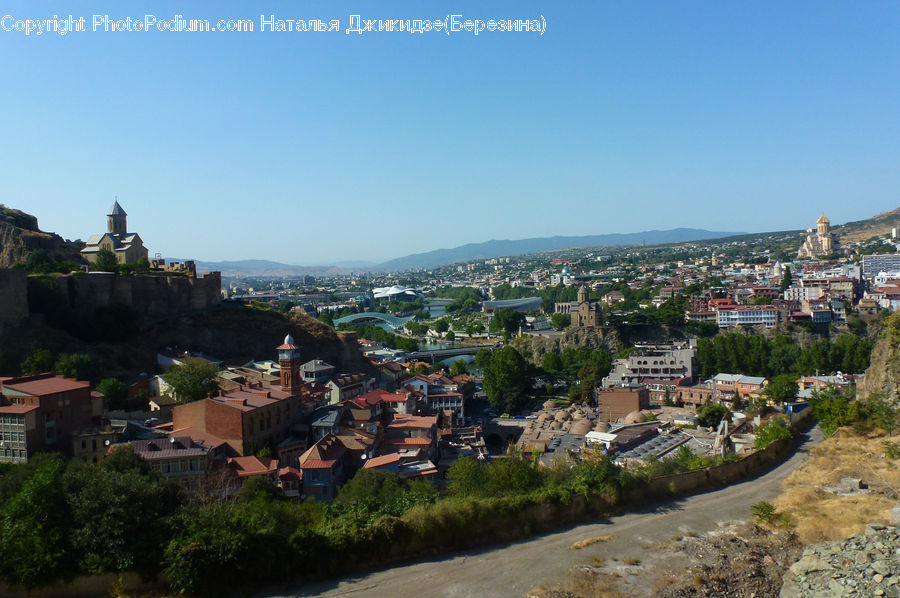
[272,427,822,598]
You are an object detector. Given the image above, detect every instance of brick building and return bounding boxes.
[596,384,651,423]
[170,335,307,455]
[0,374,95,463]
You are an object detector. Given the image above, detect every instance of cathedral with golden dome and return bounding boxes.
[798,214,835,258]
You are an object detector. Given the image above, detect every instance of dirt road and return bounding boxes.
[273,427,822,598]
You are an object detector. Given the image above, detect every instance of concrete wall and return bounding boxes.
[0,269,28,324]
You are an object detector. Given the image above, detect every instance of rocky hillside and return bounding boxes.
[834,205,900,244]
[511,328,620,365]
[0,206,83,268]
[0,304,371,381]
[858,312,900,404]
[780,522,900,597]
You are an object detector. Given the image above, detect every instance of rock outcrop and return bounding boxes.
[858,312,900,405]
[780,522,900,597]
[0,206,83,268]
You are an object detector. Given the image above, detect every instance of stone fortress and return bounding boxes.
[0,201,220,325]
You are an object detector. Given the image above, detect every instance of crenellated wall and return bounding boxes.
[14,270,221,322]
[52,271,222,317]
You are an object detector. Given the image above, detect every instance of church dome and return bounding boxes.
[284,334,295,346]
[817,214,829,224]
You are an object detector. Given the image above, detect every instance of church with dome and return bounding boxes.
[798,214,836,258]
[80,200,149,265]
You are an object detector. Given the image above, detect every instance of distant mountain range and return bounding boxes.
[173,227,742,276]
[164,259,366,278]
[374,228,743,271]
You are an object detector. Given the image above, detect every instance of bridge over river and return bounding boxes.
[406,345,499,363]
[332,311,412,331]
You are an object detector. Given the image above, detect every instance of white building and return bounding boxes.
[717,306,778,328]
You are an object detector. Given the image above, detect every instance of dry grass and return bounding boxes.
[568,535,611,550]
[774,428,900,543]
[527,569,627,598]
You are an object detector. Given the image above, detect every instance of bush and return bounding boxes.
[755,416,792,449]
[697,401,729,428]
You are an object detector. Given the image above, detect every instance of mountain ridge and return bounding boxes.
[374,228,744,271]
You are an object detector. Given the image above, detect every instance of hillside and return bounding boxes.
[0,303,371,381]
[0,206,83,268]
[375,228,744,271]
[834,205,900,244]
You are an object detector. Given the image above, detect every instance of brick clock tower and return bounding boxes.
[277,334,302,395]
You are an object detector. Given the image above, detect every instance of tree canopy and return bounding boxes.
[162,358,221,404]
[92,248,119,273]
[482,346,530,413]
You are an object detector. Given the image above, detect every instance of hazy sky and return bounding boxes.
[2,1,899,264]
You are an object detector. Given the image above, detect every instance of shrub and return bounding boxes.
[755,416,792,449]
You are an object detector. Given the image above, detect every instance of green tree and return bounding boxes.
[434,318,450,334]
[162,358,221,403]
[445,456,488,497]
[541,352,563,375]
[764,374,799,404]
[483,346,529,413]
[445,329,455,341]
[20,347,54,375]
[317,311,334,327]
[22,248,55,274]
[92,248,119,273]
[490,308,526,338]
[53,353,100,382]
[697,401,729,428]
[236,476,282,503]
[449,359,468,377]
[474,348,494,370]
[64,461,180,576]
[549,312,571,330]
[755,416,792,449]
[779,266,792,292]
[0,456,74,589]
[96,378,128,411]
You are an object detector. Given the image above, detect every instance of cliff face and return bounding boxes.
[0,207,83,267]
[512,327,620,365]
[858,312,900,404]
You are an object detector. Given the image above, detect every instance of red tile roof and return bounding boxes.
[299,435,346,470]
[1,374,90,396]
[363,453,401,469]
[385,437,432,447]
[227,456,279,478]
[0,404,39,414]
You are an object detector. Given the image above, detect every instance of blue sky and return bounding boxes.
[2,1,898,264]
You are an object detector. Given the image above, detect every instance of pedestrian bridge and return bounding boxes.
[333,312,413,331]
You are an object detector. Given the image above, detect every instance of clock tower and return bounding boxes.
[276,334,302,395]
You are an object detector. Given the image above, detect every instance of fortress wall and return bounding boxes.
[0,269,29,324]
[37,271,222,320]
